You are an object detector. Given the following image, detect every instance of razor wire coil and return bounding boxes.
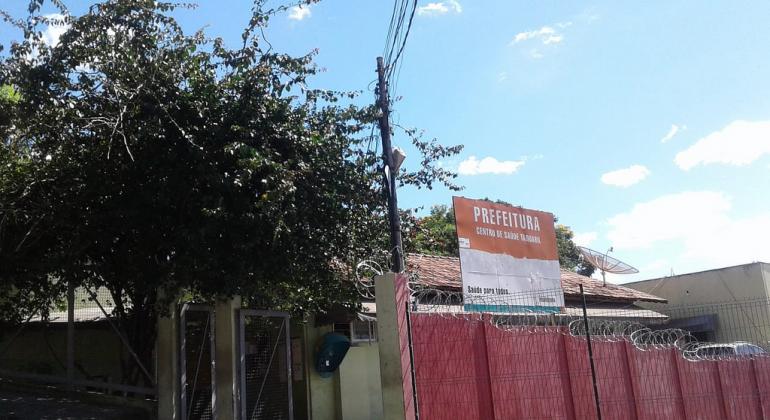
[405,287,770,362]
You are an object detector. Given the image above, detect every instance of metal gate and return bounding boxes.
[180,304,216,420]
[238,310,293,420]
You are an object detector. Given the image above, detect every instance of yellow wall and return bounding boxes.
[339,343,383,420]
[627,263,768,304]
[303,320,384,420]
[304,322,342,420]
[626,262,770,343]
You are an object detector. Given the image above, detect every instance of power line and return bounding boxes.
[387,1,417,80]
[382,0,418,95]
[371,0,420,275]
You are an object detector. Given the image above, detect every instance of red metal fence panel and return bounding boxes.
[566,338,637,420]
[675,357,727,420]
[409,315,770,420]
[484,326,574,420]
[624,346,686,420]
[752,357,770,418]
[719,360,763,420]
[410,314,494,420]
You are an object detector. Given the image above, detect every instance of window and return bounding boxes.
[334,320,378,344]
[350,320,377,344]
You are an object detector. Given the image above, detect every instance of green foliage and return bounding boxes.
[555,224,594,276]
[0,85,19,128]
[0,85,20,103]
[0,0,461,384]
[409,205,459,257]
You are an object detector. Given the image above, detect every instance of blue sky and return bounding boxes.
[4,0,770,283]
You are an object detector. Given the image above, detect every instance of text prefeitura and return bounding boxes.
[473,206,541,231]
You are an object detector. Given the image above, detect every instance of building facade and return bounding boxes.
[625,262,770,344]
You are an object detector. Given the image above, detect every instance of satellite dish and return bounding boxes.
[578,246,638,286]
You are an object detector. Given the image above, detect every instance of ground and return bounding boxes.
[0,387,150,420]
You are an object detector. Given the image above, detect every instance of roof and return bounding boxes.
[406,253,666,304]
[360,301,667,319]
[30,307,112,323]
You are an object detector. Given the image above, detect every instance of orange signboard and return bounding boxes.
[453,196,563,312]
[452,197,558,260]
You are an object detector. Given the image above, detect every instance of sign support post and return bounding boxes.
[580,284,603,420]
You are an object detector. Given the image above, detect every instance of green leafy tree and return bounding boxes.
[410,204,458,256]
[0,0,461,385]
[555,225,595,277]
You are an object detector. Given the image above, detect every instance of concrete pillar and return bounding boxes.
[375,272,416,420]
[214,296,242,420]
[157,301,180,420]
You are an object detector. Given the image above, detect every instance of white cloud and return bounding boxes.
[288,5,311,21]
[606,191,770,269]
[525,153,544,160]
[512,24,569,45]
[573,232,597,247]
[458,156,525,175]
[41,14,69,47]
[682,213,770,266]
[642,259,671,272]
[607,191,730,249]
[675,120,770,170]
[417,0,462,16]
[600,165,650,187]
[497,72,508,82]
[660,124,686,143]
[24,14,70,63]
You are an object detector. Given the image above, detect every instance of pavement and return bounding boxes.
[0,388,150,420]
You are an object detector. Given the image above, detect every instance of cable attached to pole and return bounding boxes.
[375,56,404,273]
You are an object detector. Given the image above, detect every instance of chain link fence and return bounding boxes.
[0,285,156,397]
[181,305,215,420]
[239,310,292,420]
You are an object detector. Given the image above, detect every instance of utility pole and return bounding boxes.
[376,56,404,273]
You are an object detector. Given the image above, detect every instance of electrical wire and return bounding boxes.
[370,0,418,179]
[382,0,418,96]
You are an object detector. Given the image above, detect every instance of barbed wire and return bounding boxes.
[406,287,770,362]
[362,273,770,362]
[354,260,383,300]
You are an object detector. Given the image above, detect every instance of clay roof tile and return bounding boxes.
[406,253,666,304]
